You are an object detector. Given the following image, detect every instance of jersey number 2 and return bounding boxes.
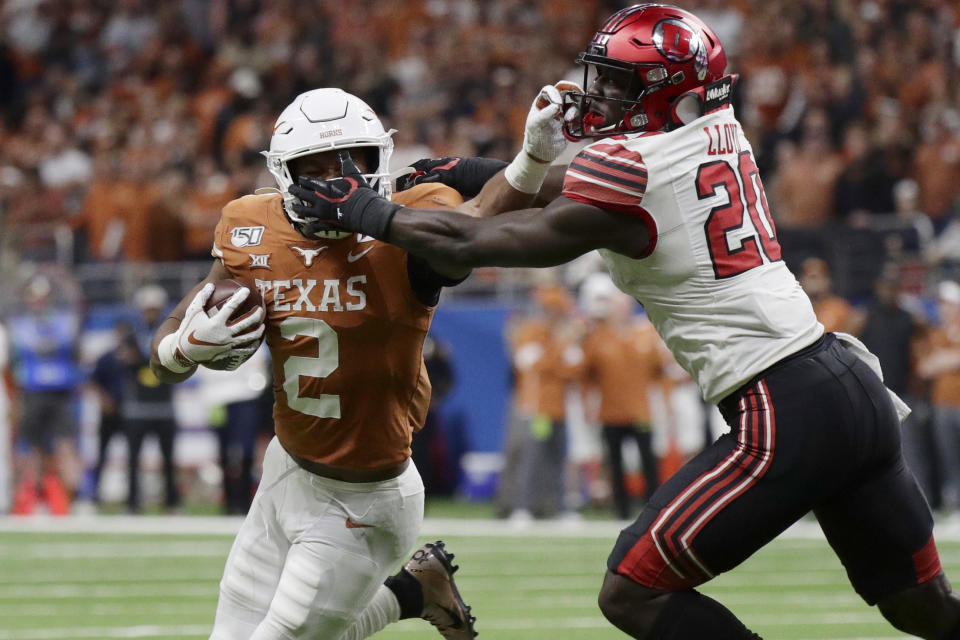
[697,151,781,278]
[280,316,340,419]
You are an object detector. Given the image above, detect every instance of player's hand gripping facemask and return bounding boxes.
[288,151,401,240]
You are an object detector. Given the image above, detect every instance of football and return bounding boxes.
[536,80,581,115]
[204,278,264,324]
[202,279,265,371]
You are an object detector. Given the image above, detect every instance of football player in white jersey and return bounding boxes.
[288,4,960,639]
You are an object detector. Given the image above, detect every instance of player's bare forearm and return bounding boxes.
[150,315,196,383]
[535,165,569,206]
[458,171,536,218]
[387,196,651,269]
[459,165,569,218]
[149,259,231,383]
[389,206,551,268]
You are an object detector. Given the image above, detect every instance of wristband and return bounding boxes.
[157,332,196,373]
[347,189,402,239]
[504,151,551,194]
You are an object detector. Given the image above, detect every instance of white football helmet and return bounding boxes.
[263,88,394,238]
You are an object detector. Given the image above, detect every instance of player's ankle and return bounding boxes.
[384,569,424,620]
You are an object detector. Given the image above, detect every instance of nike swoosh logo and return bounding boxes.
[346,245,375,263]
[345,518,373,529]
[187,331,220,347]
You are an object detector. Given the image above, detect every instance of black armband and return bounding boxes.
[340,189,401,239]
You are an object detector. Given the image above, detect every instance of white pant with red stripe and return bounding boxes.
[210,437,424,640]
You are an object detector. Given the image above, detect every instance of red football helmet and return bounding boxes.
[564,3,727,138]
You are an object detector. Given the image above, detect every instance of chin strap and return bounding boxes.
[668,74,738,129]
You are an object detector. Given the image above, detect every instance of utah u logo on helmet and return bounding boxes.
[653,19,709,80]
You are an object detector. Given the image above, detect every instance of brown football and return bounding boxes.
[204,278,264,324]
[202,279,265,371]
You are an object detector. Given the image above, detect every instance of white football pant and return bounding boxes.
[210,437,424,640]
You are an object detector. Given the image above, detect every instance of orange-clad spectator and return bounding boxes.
[799,257,864,334]
[183,158,236,258]
[735,8,808,135]
[917,281,960,510]
[140,168,187,262]
[913,108,960,227]
[770,108,845,227]
[79,154,140,261]
[580,273,662,519]
[190,70,234,153]
[503,284,584,521]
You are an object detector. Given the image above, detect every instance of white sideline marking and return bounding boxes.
[2,513,958,540]
[0,541,229,558]
[0,625,211,639]
[2,512,960,543]
[0,515,833,538]
[0,584,215,599]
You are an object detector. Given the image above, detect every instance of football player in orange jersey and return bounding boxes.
[149,85,573,640]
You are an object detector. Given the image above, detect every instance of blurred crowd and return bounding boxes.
[1,0,960,516]
[0,272,276,515]
[0,0,957,269]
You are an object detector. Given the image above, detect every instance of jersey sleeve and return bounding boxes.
[562,141,649,215]
[210,193,280,278]
[393,183,470,302]
[392,182,465,210]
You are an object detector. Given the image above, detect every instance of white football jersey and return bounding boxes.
[562,105,823,403]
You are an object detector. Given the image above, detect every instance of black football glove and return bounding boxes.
[395,156,508,197]
[288,151,401,240]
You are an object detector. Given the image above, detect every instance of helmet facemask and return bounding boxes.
[563,52,684,140]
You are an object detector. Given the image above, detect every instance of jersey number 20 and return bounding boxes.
[697,151,781,278]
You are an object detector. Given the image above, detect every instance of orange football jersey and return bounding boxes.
[212,184,464,469]
[582,319,664,425]
[925,327,960,408]
[509,319,582,421]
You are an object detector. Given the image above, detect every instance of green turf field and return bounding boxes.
[0,517,956,639]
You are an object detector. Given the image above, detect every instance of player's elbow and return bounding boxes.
[421,228,490,269]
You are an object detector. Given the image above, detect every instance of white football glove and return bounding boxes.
[205,337,263,371]
[158,283,265,373]
[523,81,582,163]
[506,81,582,193]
